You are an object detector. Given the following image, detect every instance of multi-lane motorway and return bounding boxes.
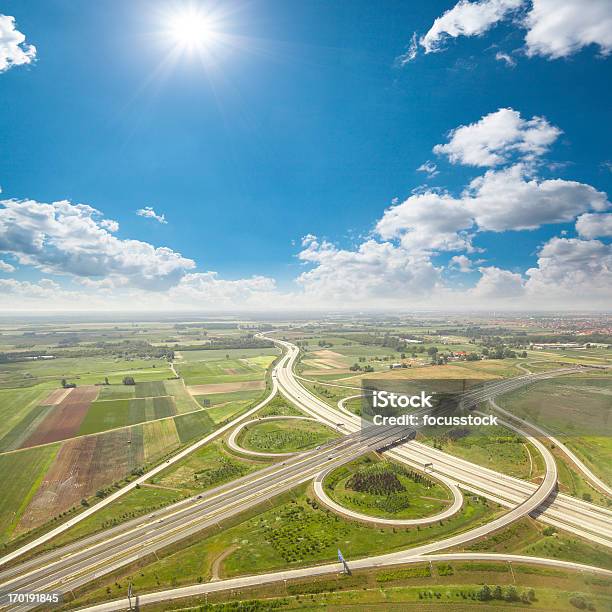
[0,334,610,611]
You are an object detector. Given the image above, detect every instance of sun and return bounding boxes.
[166,6,221,53]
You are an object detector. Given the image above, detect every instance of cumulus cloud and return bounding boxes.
[0,278,61,299]
[525,237,612,303]
[0,14,36,73]
[433,108,561,167]
[420,0,524,54]
[172,272,279,307]
[100,218,119,232]
[297,235,440,303]
[375,192,474,252]
[0,259,15,272]
[449,254,474,272]
[575,213,612,239]
[418,0,612,60]
[136,206,167,224]
[0,199,194,290]
[471,266,525,298]
[463,164,609,232]
[464,164,609,231]
[417,161,439,178]
[524,0,612,59]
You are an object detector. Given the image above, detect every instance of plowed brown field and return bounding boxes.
[21,386,99,448]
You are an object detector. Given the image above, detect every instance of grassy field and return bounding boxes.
[69,483,499,603]
[149,440,267,495]
[238,419,337,453]
[0,356,171,388]
[324,454,451,520]
[497,375,612,483]
[177,357,275,386]
[175,347,279,362]
[421,424,543,480]
[0,443,60,544]
[77,396,177,436]
[70,560,611,611]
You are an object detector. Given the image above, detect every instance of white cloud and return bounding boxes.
[449,254,473,272]
[575,213,612,239]
[0,14,36,73]
[396,32,419,65]
[0,199,194,290]
[420,0,524,54]
[417,161,439,178]
[136,206,167,224]
[419,0,612,60]
[464,164,609,231]
[495,51,516,66]
[525,0,612,59]
[0,278,61,299]
[375,191,474,252]
[100,218,119,232]
[471,266,525,298]
[433,108,561,167]
[297,235,440,303]
[0,259,15,272]
[525,237,612,304]
[171,272,278,307]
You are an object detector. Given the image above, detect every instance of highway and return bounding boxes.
[0,335,609,611]
[271,337,612,547]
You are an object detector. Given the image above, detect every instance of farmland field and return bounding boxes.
[0,444,60,543]
[77,396,177,436]
[177,356,274,386]
[497,375,612,483]
[20,386,99,448]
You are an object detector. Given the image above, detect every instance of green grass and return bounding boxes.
[497,375,612,483]
[421,424,540,480]
[195,389,262,407]
[174,410,216,444]
[74,484,498,598]
[77,397,177,436]
[206,401,252,425]
[0,444,60,543]
[258,395,304,417]
[135,381,168,398]
[175,347,279,363]
[238,419,337,453]
[150,441,265,494]
[324,455,451,520]
[177,358,268,386]
[0,385,51,441]
[97,385,135,400]
[0,356,170,388]
[0,404,54,452]
[164,379,199,414]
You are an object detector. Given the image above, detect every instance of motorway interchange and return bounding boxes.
[0,334,610,610]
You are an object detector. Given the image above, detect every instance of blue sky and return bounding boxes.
[0,0,611,310]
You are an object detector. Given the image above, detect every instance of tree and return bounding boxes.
[478,585,492,601]
[427,347,438,356]
[492,585,503,600]
[582,492,592,502]
[504,586,519,602]
[104,376,109,385]
[122,376,135,386]
[61,378,67,388]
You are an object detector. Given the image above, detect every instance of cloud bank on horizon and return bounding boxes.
[0,6,610,311]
